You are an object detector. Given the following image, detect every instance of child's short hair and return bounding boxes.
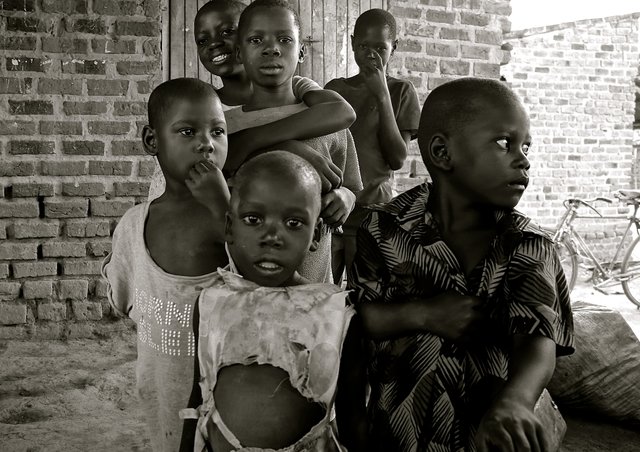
[237,0,301,38]
[147,78,219,129]
[418,77,521,154]
[353,8,397,40]
[195,0,247,23]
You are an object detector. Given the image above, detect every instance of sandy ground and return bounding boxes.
[1,274,640,452]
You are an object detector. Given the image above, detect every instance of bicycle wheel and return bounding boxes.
[621,235,640,307]
[555,237,578,291]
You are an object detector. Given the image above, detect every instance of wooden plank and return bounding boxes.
[311,0,324,85]
[347,0,360,77]
[170,0,185,78]
[323,0,337,85]
[185,0,198,78]
[298,0,313,79]
[335,0,349,81]
[360,0,371,14]
[371,0,383,9]
[162,0,170,81]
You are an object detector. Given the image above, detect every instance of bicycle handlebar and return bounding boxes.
[563,197,613,217]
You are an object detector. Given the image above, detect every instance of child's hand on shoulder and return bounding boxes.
[185,160,229,208]
[275,140,343,193]
[321,188,355,228]
[361,51,389,99]
[475,396,549,452]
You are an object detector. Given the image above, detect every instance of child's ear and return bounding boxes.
[235,46,243,64]
[298,42,306,63]
[391,39,398,56]
[429,135,453,171]
[309,218,322,252]
[142,125,158,156]
[224,212,234,244]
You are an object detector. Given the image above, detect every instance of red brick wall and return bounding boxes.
[502,14,640,259]
[0,0,162,338]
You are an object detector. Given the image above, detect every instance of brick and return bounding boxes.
[42,242,86,258]
[0,304,27,325]
[461,44,490,60]
[425,10,456,24]
[91,39,136,54]
[114,182,150,197]
[37,302,67,321]
[115,21,159,37]
[0,243,38,260]
[89,161,132,176]
[440,28,471,41]
[0,264,9,279]
[0,0,36,11]
[62,141,105,155]
[42,38,88,54]
[6,16,54,33]
[87,79,129,96]
[88,241,111,257]
[473,62,500,78]
[9,141,55,155]
[425,43,458,57]
[38,78,83,95]
[116,60,160,75]
[396,39,421,53]
[421,0,447,6]
[138,160,156,176]
[62,182,105,197]
[41,161,87,176]
[93,0,137,15]
[0,77,32,94]
[112,141,145,155]
[406,57,438,73]
[90,200,134,217]
[44,200,89,218]
[11,183,54,197]
[61,59,106,75]
[440,59,470,75]
[389,6,421,20]
[88,121,130,135]
[72,300,102,320]
[0,223,6,238]
[60,280,89,300]
[65,18,106,34]
[6,57,50,72]
[65,220,111,238]
[143,0,160,17]
[113,102,147,116]
[94,279,109,297]
[42,0,87,13]
[0,162,35,177]
[63,101,107,116]
[40,121,83,135]
[23,281,54,299]
[461,12,490,27]
[8,100,53,115]
[62,260,102,275]
[405,22,436,38]
[137,80,153,94]
[484,1,511,15]
[0,36,37,51]
[0,283,21,301]
[8,221,59,238]
[0,120,36,135]
[12,262,57,278]
[0,201,39,218]
[475,30,502,46]
[142,39,160,56]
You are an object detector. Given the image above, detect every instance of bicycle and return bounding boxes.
[549,189,640,308]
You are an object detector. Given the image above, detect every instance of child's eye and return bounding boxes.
[211,128,225,137]
[286,218,303,229]
[279,36,293,44]
[496,138,510,151]
[196,38,207,46]
[248,37,262,44]
[221,28,235,38]
[522,143,531,155]
[242,215,262,225]
[179,128,195,137]
[358,44,368,50]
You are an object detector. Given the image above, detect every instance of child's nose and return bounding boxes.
[261,223,283,247]
[262,41,281,56]
[196,136,214,154]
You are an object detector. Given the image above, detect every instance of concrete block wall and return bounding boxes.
[502,14,640,260]
[0,0,162,338]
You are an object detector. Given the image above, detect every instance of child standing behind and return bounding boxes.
[225,0,363,283]
[180,151,355,452]
[102,78,230,452]
[148,0,355,201]
[325,8,420,283]
[339,78,574,452]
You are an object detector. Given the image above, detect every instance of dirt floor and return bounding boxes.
[1,275,640,452]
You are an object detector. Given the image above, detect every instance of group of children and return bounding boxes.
[101,1,575,451]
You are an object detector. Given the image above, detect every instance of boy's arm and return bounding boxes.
[179,299,203,452]
[475,335,556,452]
[336,317,368,451]
[186,160,230,242]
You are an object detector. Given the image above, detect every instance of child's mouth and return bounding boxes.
[259,66,283,75]
[211,53,231,64]
[254,261,283,273]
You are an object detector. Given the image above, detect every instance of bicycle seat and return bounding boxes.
[617,190,640,201]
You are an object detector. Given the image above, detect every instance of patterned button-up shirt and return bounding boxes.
[348,183,574,452]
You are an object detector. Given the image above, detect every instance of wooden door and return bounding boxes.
[163,0,388,87]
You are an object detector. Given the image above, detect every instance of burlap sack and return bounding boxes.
[548,302,640,427]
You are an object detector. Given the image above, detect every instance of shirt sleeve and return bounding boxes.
[292,75,321,100]
[346,210,389,306]
[340,129,363,193]
[500,237,575,356]
[100,211,135,317]
[392,80,421,140]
